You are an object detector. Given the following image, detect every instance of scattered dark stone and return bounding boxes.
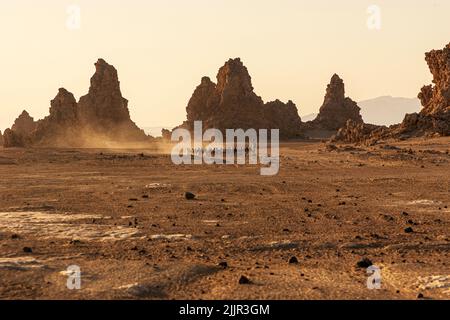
[288,256,299,264]
[221,199,225,202]
[417,293,424,299]
[218,261,228,268]
[11,234,20,239]
[404,227,414,233]
[238,275,251,284]
[69,239,81,245]
[381,214,394,222]
[339,201,346,206]
[283,228,290,232]
[356,258,373,268]
[142,195,149,199]
[129,198,138,201]
[127,205,133,208]
[185,192,196,200]
[23,247,33,253]
[402,211,409,216]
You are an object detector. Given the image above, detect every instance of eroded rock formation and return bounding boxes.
[3,129,23,148]
[308,74,363,131]
[3,59,151,148]
[77,59,148,142]
[331,43,450,145]
[396,43,450,136]
[330,120,385,145]
[3,110,37,147]
[12,110,37,135]
[420,44,450,116]
[161,128,172,141]
[178,58,302,139]
[32,88,80,146]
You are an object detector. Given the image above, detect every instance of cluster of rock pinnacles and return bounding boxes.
[2,42,449,148]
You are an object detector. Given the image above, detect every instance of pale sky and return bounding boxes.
[1,0,449,131]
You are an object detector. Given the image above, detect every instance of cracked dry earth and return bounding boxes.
[0,137,449,300]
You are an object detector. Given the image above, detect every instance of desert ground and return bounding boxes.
[0,138,449,300]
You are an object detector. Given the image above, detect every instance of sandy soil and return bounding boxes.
[0,138,449,300]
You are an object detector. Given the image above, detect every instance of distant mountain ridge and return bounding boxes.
[358,96,421,126]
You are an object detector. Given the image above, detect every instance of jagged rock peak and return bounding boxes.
[419,43,450,115]
[216,58,254,96]
[48,88,78,123]
[55,87,74,97]
[186,76,217,123]
[324,74,345,103]
[11,110,36,134]
[310,74,363,131]
[394,41,450,137]
[78,58,131,124]
[89,58,121,94]
[178,57,302,138]
[51,88,77,105]
[200,76,215,86]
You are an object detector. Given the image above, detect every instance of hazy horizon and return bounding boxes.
[1,0,449,132]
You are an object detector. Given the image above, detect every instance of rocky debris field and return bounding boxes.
[0,138,449,299]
